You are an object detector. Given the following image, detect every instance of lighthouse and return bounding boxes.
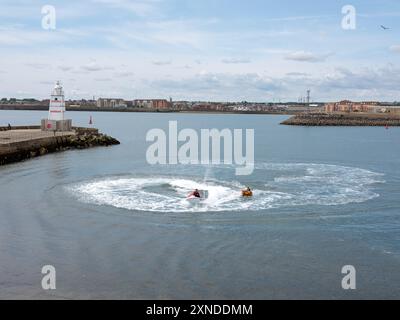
[41,81,72,131]
[49,81,66,121]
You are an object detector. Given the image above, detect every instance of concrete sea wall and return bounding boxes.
[0,126,120,166]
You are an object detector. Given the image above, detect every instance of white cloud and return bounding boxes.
[40,81,54,85]
[95,78,112,82]
[286,72,310,77]
[221,58,251,64]
[80,61,115,72]
[115,71,134,77]
[147,72,282,101]
[152,60,172,66]
[59,66,74,72]
[285,51,332,63]
[25,63,50,70]
[135,64,400,101]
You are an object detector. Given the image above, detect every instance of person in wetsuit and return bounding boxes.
[189,189,201,198]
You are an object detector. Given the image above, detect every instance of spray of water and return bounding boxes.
[67,163,384,213]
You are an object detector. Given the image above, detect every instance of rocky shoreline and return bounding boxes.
[0,127,120,166]
[281,113,400,126]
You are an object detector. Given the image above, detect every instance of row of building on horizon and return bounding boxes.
[1,96,400,114]
[0,96,323,112]
[325,100,400,115]
[95,98,173,109]
[95,99,323,113]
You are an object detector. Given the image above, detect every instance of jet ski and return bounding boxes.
[242,189,253,197]
[187,190,209,201]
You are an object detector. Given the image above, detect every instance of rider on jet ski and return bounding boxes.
[189,189,201,198]
[242,186,253,197]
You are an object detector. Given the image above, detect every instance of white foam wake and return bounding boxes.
[67,163,384,213]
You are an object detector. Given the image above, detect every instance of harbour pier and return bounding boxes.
[0,126,119,166]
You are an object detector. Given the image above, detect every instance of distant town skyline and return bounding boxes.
[0,0,400,102]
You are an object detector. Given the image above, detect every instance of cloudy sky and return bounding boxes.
[0,0,400,102]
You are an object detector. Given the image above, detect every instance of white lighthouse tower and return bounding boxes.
[49,81,65,121]
[41,81,72,131]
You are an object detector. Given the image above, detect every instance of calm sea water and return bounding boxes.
[0,110,399,299]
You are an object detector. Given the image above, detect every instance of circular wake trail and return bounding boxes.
[67,163,384,213]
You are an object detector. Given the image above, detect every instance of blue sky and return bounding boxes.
[0,0,399,101]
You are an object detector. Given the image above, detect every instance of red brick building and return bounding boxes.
[134,99,171,109]
[325,100,379,113]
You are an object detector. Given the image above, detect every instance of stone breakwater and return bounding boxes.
[0,126,120,166]
[281,113,400,126]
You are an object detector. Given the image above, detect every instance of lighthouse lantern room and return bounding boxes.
[41,81,72,132]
